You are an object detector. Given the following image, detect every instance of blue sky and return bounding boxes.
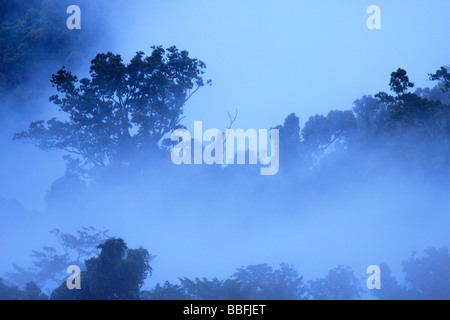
[1,0,449,288]
[103,0,450,132]
[2,1,449,210]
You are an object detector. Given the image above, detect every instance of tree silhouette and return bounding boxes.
[15,46,211,172]
[51,238,153,300]
[0,279,48,300]
[372,246,450,300]
[306,265,362,300]
[389,68,414,94]
[7,227,109,288]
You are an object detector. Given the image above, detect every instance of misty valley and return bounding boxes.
[0,0,449,302]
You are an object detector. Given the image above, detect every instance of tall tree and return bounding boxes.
[429,66,450,93]
[51,238,153,300]
[302,110,356,154]
[389,68,414,95]
[15,46,211,173]
[7,227,109,289]
[273,113,302,162]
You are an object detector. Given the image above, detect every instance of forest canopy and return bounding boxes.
[1,2,449,302]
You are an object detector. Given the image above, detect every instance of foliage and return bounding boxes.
[141,281,190,300]
[429,66,450,92]
[402,246,450,300]
[273,113,301,155]
[143,263,305,300]
[302,110,356,154]
[232,263,305,300]
[0,278,48,300]
[7,227,109,288]
[372,246,450,300]
[389,68,414,94]
[15,46,211,172]
[5,242,449,300]
[0,0,99,103]
[291,66,450,175]
[306,265,363,300]
[370,263,410,300]
[50,238,153,300]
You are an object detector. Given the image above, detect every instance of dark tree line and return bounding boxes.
[7,227,110,289]
[15,46,211,176]
[3,33,449,300]
[372,246,450,300]
[2,234,448,300]
[275,67,450,176]
[50,238,152,300]
[0,0,102,107]
[14,46,450,185]
[0,279,48,300]
[2,236,152,300]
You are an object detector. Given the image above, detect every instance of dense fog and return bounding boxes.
[0,1,449,300]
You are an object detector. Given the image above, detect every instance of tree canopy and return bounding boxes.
[15,46,211,174]
[0,0,100,105]
[7,227,109,288]
[50,238,152,300]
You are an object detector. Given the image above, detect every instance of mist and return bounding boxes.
[0,1,449,300]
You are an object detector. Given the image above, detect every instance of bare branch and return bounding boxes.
[223,109,238,146]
